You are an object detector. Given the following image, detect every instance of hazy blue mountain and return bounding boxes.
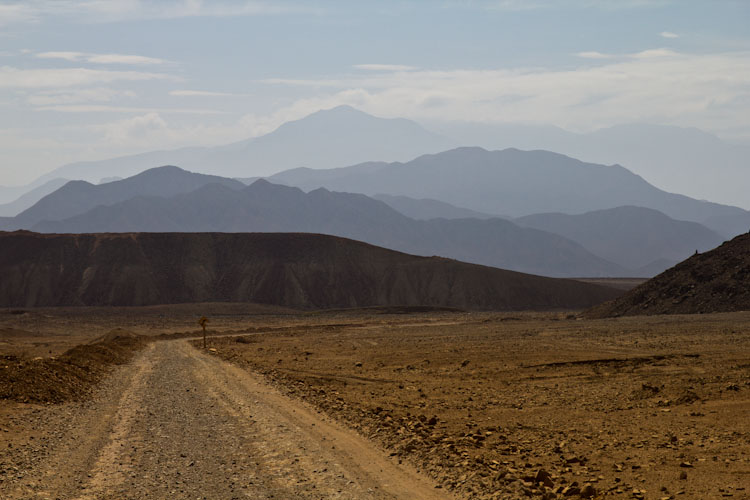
[372,194,499,220]
[434,121,750,210]
[23,107,748,213]
[32,177,626,278]
[0,178,69,217]
[200,106,452,178]
[99,176,123,184]
[515,206,725,274]
[10,166,244,229]
[702,213,750,239]
[267,147,749,237]
[32,106,453,184]
[30,147,208,188]
[0,176,71,205]
[632,258,681,278]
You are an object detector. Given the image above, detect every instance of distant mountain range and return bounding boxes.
[8,166,242,229]
[2,106,748,218]
[27,105,451,187]
[434,121,750,210]
[372,194,498,220]
[0,166,734,278]
[0,231,622,310]
[267,147,749,238]
[19,171,624,278]
[515,206,725,275]
[0,178,69,217]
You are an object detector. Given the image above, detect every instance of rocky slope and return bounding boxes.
[0,231,621,310]
[586,232,750,316]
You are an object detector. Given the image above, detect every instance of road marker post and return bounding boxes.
[198,316,209,349]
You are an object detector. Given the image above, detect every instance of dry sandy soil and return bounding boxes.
[1,306,748,499]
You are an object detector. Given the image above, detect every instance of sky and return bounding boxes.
[1,0,749,185]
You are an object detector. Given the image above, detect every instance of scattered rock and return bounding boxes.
[561,484,580,496]
[535,468,554,488]
[580,483,597,498]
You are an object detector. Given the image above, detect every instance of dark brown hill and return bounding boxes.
[0,231,622,310]
[586,233,750,317]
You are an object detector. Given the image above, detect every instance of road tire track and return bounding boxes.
[4,340,451,500]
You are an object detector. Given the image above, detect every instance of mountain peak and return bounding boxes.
[244,178,305,197]
[277,105,395,131]
[311,104,365,116]
[132,165,188,178]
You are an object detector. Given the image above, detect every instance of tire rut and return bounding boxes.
[5,340,451,500]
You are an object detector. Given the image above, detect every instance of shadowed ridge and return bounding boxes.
[585,232,750,317]
[13,165,246,228]
[31,177,627,277]
[0,231,622,310]
[516,205,725,274]
[243,178,306,197]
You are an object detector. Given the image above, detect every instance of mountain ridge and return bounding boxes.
[515,206,725,273]
[32,106,453,184]
[267,146,749,237]
[9,166,244,229]
[28,173,626,278]
[0,231,623,310]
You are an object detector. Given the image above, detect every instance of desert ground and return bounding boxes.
[1,305,748,499]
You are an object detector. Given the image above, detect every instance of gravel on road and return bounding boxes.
[1,340,449,500]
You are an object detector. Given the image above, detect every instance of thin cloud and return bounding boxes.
[576,51,613,59]
[169,90,235,97]
[0,1,312,25]
[97,112,170,145]
[0,66,173,89]
[88,54,166,65]
[35,51,83,61]
[466,0,675,11]
[260,49,750,137]
[630,48,678,58]
[27,87,136,106]
[660,31,679,38]
[354,64,416,72]
[0,3,36,26]
[35,105,228,114]
[36,51,167,65]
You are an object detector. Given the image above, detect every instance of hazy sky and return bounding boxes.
[1,0,749,185]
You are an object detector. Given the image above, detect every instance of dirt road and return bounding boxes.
[3,340,450,499]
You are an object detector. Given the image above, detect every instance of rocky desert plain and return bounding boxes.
[1,303,748,499]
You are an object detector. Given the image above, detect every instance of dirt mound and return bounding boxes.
[0,336,147,403]
[586,232,750,317]
[0,231,622,311]
[89,328,140,344]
